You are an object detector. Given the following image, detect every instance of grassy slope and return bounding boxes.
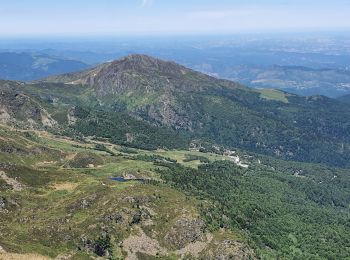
[257,88,289,103]
[1,123,349,259]
[0,124,249,259]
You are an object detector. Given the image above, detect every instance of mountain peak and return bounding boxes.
[120,54,160,62]
[40,54,199,90]
[39,54,246,99]
[107,54,184,73]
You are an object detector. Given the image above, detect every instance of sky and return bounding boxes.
[0,0,350,36]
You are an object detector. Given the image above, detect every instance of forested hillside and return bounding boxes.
[38,55,350,167]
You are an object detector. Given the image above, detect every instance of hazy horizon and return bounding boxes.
[1,0,350,36]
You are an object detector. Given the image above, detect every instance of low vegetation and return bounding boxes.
[0,125,253,259]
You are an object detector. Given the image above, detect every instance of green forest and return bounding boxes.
[157,160,350,259]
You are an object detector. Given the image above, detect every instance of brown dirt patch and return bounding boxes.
[51,182,79,191]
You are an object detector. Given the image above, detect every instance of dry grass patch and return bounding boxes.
[51,182,79,191]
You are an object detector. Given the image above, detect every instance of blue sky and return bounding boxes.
[0,0,349,36]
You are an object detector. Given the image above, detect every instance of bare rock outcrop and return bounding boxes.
[164,218,206,250]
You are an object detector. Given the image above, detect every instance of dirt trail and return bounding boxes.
[0,252,50,260]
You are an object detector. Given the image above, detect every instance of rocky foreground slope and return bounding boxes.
[0,123,257,259]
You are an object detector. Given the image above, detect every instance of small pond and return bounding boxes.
[109,176,146,183]
[109,176,128,182]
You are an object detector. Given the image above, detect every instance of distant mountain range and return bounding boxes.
[203,64,350,98]
[2,49,350,98]
[338,93,350,103]
[0,52,89,81]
